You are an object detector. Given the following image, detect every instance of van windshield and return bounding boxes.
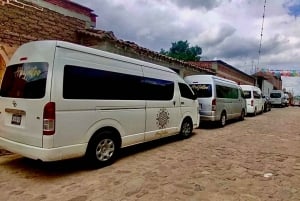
[189,84,212,98]
[0,62,48,98]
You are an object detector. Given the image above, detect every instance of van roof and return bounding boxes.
[240,85,262,91]
[12,40,177,75]
[184,74,237,84]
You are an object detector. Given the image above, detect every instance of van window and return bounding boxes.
[190,84,212,98]
[63,65,174,100]
[270,93,281,98]
[0,62,48,98]
[253,91,261,99]
[216,85,238,99]
[142,77,174,100]
[178,83,195,99]
[243,91,251,99]
[240,89,245,98]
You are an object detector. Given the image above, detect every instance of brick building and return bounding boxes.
[0,0,213,82]
[189,60,256,85]
[0,0,96,79]
[254,71,282,91]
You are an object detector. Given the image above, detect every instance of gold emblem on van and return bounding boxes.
[156,109,170,129]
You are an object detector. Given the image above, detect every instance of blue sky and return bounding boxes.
[73,0,300,95]
[287,2,300,17]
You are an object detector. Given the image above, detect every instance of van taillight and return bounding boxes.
[251,100,254,106]
[212,98,216,111]
[43,102,55,135]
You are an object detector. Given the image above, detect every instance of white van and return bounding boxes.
[270,90,285,107]
[0,40,199,167]
[240,85,264,116]
[184,75,246,127]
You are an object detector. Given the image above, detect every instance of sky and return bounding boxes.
[73,0,300,96]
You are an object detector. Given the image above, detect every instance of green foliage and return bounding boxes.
[160,40,202,61]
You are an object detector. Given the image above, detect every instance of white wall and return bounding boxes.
[262,80,273,96]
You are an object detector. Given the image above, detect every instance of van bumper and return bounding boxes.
[199,111,219,122]
[246,106,255,114]
[0,136,87,161]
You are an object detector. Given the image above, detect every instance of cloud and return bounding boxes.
[172,0,223,10]
[73,0,300,94]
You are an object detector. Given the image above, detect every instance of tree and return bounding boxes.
[160,40,202,61]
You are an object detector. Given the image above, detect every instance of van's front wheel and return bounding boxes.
[179,118,193,139]
[86,131,119,168]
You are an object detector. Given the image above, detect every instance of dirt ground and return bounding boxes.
[1,107,300,201]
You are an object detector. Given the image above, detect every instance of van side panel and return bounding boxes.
[51,46,146,148]
[142,67,181,141]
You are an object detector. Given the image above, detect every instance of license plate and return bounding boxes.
[11,114,22,125]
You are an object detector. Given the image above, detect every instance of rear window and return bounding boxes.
[190,84,212,98]
[0,62,48,98]
[243,90,251,99]
[270,93,281,98]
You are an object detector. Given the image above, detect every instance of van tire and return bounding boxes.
[253,108,257,116]
[179,118,193,139]
[86,130,119,168]
[240,109,245,121]
[219,112,226,127]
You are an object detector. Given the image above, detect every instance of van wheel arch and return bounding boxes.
[85,127,121,168]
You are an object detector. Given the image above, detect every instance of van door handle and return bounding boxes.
[181,102,185,105]
[173,101,176,106]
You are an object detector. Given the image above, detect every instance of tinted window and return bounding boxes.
[0,62,48,98]
[142,77,174,100]
[190,84,212,98]
[243,90,251,99]
[179,83,195,99]
[216,85,238,99]
[253,91,261,99]
[270,93,281,98]
[240,89,245,98]
[63,65,174,100]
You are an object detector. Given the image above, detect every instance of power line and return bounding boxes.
[257,0,267,69]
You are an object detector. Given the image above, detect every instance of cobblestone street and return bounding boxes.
[1,107,300,201]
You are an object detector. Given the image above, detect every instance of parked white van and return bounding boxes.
[240,85,264,116]
[0,40,199,167]
[184,75,247,127]
[270,90,285,107]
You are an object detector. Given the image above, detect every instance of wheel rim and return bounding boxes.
[182,121,192,136]
[95,139,115,161]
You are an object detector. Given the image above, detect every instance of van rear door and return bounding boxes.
[189,83,213,116]
[0,41,56,148]
[0,62,50,147]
